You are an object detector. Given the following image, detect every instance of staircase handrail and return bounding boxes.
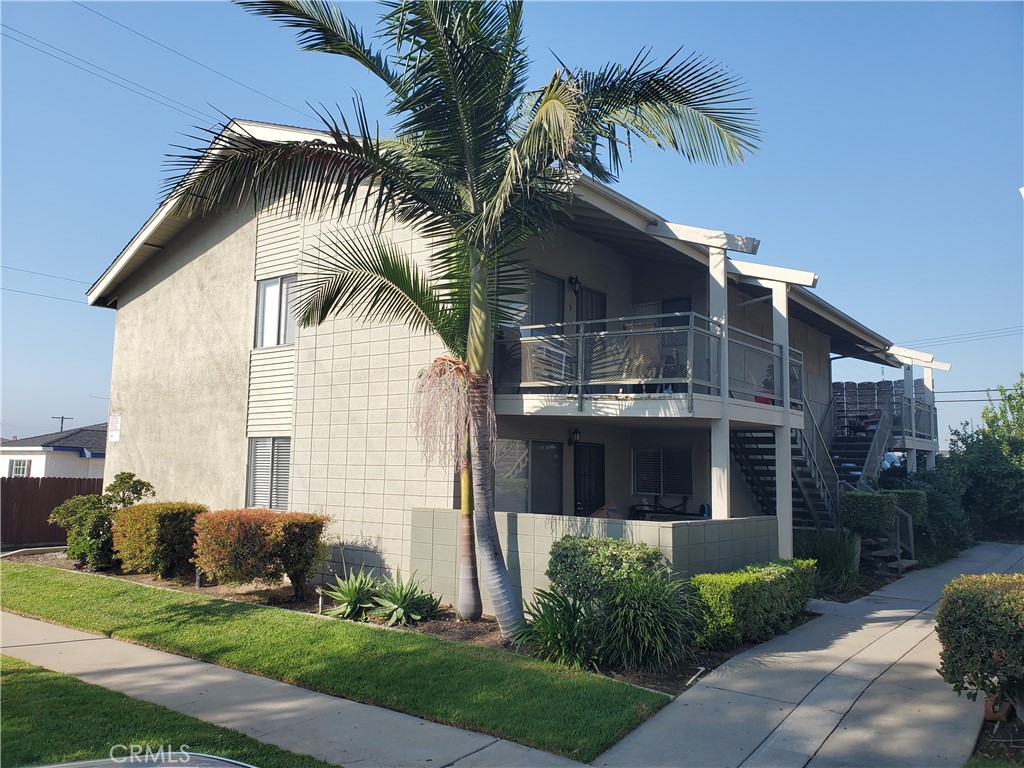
[798,396,841,525]
[860,396,894,482]
[819,395,837,449]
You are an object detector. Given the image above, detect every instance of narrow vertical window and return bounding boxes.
[247,437,290,510]
[8,459,31,478]
[255,275,297,348]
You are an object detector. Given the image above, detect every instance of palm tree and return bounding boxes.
[167,0,760,636]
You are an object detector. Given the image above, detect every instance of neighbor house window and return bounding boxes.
[8,459,31,478]
[247,437,290,509]
[255,275,297,348]
[632,447,692,496]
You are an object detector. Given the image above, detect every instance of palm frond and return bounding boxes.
[572,48,762,173]
[296,227,467,357]
[234,0,396,86]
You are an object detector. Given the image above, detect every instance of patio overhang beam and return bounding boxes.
[732,262,818,288]
[658,222,761,256]
[888,345,953,371]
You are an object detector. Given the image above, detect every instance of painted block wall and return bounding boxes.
[406,508,778,614]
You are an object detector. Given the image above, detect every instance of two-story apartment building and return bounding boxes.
[88,120,943,610]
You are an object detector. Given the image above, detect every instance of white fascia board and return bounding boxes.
[88,120,330,307]
[661,222,760,256]
[889,345,953,371]
[729,259,818,288]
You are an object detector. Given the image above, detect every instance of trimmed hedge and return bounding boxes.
[47,495,115,571]
[883,489,928,526]
[691,559,816,649]
[272,512,330,600]
[193,510,329,599]
[114,502,209,579]
[547,536,666,604]
[840,491,897,534]
[936,574,1024,710]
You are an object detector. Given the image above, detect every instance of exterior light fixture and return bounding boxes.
[568,275,581,294]
[568,428,581,446]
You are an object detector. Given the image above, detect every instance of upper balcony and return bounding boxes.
[494,311,804,422]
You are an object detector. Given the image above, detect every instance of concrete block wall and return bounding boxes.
[406,508,779,614]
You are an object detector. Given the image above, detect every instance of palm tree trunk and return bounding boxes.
[467,258,524,637]
[457,429,482,621]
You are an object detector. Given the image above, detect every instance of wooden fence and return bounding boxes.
[1,476,103,549]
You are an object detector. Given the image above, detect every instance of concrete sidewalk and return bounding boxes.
[595,541,1022,768]
[0,612,583,768]
[3,542,1019,768]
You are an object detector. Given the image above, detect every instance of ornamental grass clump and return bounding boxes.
[321,568,440,626]
[513,588,599,670]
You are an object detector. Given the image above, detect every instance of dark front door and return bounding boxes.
[573,443,605,516]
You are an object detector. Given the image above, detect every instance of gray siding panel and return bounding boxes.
[247,346,296,436]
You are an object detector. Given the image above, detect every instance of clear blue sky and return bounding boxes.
[2,1,1022,447]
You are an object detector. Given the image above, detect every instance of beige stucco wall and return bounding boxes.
[408,507,779,613]
[104,209,256,507]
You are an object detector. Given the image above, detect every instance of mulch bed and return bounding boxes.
[973,711,1024,764]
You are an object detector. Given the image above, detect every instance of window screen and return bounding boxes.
[632,447,692,496]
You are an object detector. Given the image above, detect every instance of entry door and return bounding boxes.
[578,287,607,390]
[573,443,605,516]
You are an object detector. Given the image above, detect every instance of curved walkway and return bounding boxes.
[3,542,1019,767]
[596,541,1022,768]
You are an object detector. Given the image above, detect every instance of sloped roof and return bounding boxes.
[2,423,107,456]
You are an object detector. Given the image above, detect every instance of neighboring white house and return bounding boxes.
[1,423,107,479]
[85,120,945,610]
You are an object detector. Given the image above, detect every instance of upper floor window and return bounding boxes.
[255,275,297,348]
[8,459,31,478]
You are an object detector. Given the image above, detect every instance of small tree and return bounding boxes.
[103,471,155,510]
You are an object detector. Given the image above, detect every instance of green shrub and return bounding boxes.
[883,489,928,526]
[321,567,381,621]
[513,588,599,670]
[595,569,697,672]
[48,495,115,571]
[370,571,441,626]
[271,513,330,600]
[691,559,816,649]
[47,473,157,572]
[193,510,283,586]
[840,491,897,534]
[794,529,860,596]
[547,536,666,604]
[936,574,1024,711]
[916,486,973,564]
[113,502,208,579]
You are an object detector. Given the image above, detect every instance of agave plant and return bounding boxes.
[320,567,381,621]
[370,571,441,627]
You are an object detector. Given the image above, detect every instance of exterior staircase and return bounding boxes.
[730,430,836,530]
[831,435,873,484]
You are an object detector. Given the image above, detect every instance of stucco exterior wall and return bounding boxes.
[104,209,256,507]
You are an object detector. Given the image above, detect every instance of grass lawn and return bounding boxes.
[1,656,341,768]
[0,563,668,761]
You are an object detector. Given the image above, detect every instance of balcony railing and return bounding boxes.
[494,311,803,411]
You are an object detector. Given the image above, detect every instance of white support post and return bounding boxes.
[924,367,937,470]
[904,364,917,474]
[709,246,730,519]
[771,282,793,558]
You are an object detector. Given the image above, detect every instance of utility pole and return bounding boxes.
[51,416,73,431]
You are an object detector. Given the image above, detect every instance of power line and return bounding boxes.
[935,389,1001,394]
[922,331,1023,349]
[2,287,86,305]
[72,1,316,121]
[2,31,215,122]
[935,398,1007,403]
[895,325,1023,346]
[2,265,91,284]
[2,23,217,122]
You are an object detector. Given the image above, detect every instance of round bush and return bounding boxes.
[114,502,208,579]
[193,510,283,586]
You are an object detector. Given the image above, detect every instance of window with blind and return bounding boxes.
[247,437,290,510]
[632,447,692,496]
[255,275,297,348]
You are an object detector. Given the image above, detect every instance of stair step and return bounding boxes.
[885,559,918,571]
[867,548,897,558]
